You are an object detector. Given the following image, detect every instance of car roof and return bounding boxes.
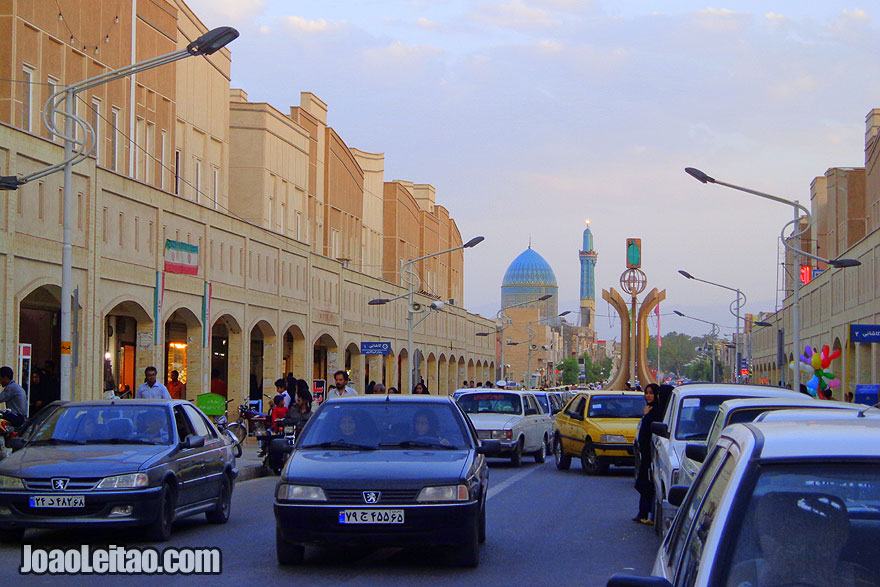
[755,406,880,422]
[578,390,644,397]
[457,389,533,396]
[323,395,452,404]
[55,399,190,407]
[723,418,880,459]
[718,396,842,411]
[671,383,800,398]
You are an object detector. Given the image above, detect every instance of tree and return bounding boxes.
[557,358,579,385]
[646,331,700,378]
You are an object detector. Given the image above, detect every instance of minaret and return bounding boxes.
[579,220,598,334]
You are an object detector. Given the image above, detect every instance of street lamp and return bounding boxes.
[0,27,239,401]
[678,269,745,383]
[477,293,552,383]
[673,310,722,383]
[684,167,861,393]
[369,235,484,390]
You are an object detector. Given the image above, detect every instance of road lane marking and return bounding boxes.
[487,464,545,501]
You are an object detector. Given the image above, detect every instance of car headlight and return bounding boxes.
[96,473,149,490]
[416,484,469,503]
[0,475,24,489]
[600,434,626,443]
[671,468,680,486]
[490,429,513,440]
[277,484,327,502]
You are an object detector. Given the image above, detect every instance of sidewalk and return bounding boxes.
[235,436,272,483]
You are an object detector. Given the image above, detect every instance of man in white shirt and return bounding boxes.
[327,370,358,399]
[136,366,171,399]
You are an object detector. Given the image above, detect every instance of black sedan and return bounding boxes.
[273,395,495,567]
[0,399,237,541]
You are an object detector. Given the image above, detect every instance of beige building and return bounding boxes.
[0,0,494,402]
[502,307,563,388]
[751,109,880,398]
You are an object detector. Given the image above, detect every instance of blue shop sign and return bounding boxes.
[361,342,391,355]
[854,384,880,407]
[850,324,880,343]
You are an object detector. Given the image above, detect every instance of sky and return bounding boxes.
[187,0,879,342]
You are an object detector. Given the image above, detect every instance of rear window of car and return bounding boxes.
[587,395,645,419]
[533,394,550,413]
[24,405,173,445]
[458,393,523,415]
[675,395,738,441]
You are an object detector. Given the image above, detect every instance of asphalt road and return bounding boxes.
[2,459,660,585]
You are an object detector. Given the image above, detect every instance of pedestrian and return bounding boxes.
[388,386,400,394]
[412,382,429,394]
[210,368,228,398]
[845,391,854,403]
[0,366,28,426]
[367,380,376,394]
[259,394,289,457]
[286,373,297,398]
[166,370,186,400]
[462,380,469,389]
[633,383,661,525]
[469,379,475,388]
[328,370,358,399]
[485,380,494,388]
[373,383,386,394]
[275,378,292,408]
[135,366,171,399]
[29,368,58,414]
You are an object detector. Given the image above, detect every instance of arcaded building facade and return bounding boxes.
[0,0,494,402]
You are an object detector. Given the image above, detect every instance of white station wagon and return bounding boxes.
[609,415,880,586]
[457,390,553,466]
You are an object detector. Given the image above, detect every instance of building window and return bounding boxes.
[89,97,101,161]
[331,229,339,259]
[145,122,154,184]
[194,158,202,203]
[212,167,218,209]
[135,117,144,180]
[47,76,59,141]
[174,150,181,195]
[110,108,120,171]
[20,65,34,132]
[295,212,301,240]
[160,130,166,190]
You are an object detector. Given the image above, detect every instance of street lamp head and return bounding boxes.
[538,294,552,301]
[186,26,239,56]
[475,332,490,336]
[558,311,571,317]
[684,167,716,184]
[673,310,685,317]
[463,236,485,248]
[829,258,861,268]
[754,320,772,327]
[507,342,519,346]
[678,270,694,280]
[368,298,389,305]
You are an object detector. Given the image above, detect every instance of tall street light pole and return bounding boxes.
[679,270,745,383]
[673,310,720,382]
[476,294,552,384]
[370,236,484,391]
[1,27,239,402]
[684,167,860,394]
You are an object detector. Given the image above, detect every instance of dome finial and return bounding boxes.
[528,234,531,249]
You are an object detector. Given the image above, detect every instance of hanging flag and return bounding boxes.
[655,304,662,348]
[153,270,165,344]
[164,239,199,275]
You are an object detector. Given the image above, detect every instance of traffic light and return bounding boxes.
[626,238,642,268]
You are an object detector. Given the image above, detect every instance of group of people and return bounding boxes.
[633,383,674,525]
[459,380,496,389]
[257,375,317,456]
[0,364,62,429]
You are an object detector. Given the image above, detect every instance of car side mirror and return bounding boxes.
[476,439,500,455]
[685,443,707,463]
[668,485,689,508]
[8,437,25,451]
[650,422,669,438]
[607,575,673,587]
[181,435,205,449]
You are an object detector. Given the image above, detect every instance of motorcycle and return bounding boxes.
[0,409,23,460]
[237,401,271,437]
[263,420,297,475]
[213,402,243,458]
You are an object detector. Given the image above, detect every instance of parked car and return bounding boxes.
[457,390,553,466]
[608,417,880,586]
[531,391,565,420]
[273,396,492,567]
[650,384,800,535]
[0,399,237,542]
[554,391,645,474]
[755,404,880,422]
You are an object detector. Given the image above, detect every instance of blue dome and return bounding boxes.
[501,248,558,288]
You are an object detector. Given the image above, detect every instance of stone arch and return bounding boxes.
[438,353,449,395]
[344,342,364,393]
[467,358,475,382]
[313,333,339,383]
[397,347,410,392]
[163,306,202,399]
[426,352,438,394]
[211,314,243,402]
[249,319,277,402]
[458,356,466,388]
[103,298,153,399]
[281,322,307,381]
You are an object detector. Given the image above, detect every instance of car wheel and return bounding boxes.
[554,436,571,470]
[147,483,176,542]
[478,501,486,544]
[654,495,664,537]
[533,437,547,463]
[276,526,305,565]
[510,438,523,467]
[450,520,480,567]
[0,528,25,543]
[205,475,232,524]
[580,441,609,475]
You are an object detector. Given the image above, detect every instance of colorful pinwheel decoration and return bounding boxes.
[790,345,841,397]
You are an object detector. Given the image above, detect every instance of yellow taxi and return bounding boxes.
[552,391,646,475]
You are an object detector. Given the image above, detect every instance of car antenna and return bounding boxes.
[857,400,880,418]
[385,392,390,402]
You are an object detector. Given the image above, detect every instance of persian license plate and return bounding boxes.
[338,509,404,524]
[29,495,85,508]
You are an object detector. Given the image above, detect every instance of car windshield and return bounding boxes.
[534,394,550,414]
[675,395,737,441]
[24,405,173,445]
[457,393,523,415]
[299,402,470,450]
[723,462,880,586]
[587,396,644,418]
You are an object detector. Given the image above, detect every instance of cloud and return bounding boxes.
[472,0,561,30]
[690,7,751,33]
[185,0,265,25]
[767,74,820,102]
[360,41,444,74]
[283,16,346,34]
[537,39,563,53]
[841,8,869,22]
[764,12,786,22]
[416,17,439,29]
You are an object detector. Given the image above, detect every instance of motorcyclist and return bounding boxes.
[0,366,27,428]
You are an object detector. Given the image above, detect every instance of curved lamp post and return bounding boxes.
[684,167,860,393]
[476,293,552,383]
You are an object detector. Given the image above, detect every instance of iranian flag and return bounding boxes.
[164,240,199,275]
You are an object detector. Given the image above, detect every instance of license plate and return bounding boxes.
[29,495,85,508]
[338,509,404,524]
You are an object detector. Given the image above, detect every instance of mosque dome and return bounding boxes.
[501,248,558,288]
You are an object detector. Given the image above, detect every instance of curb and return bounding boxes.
[237,462,269,482]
